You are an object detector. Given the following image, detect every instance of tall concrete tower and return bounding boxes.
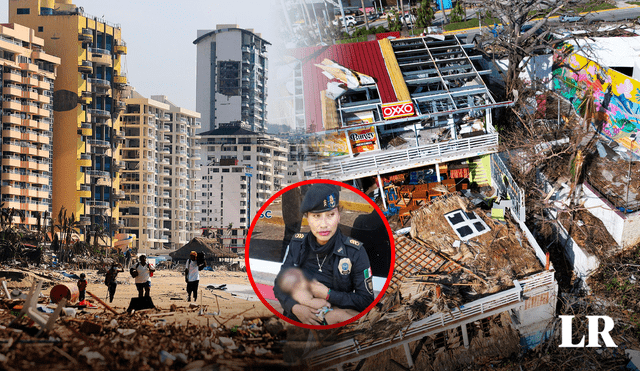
[194,25,269,133]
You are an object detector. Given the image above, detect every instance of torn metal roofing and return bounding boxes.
[295,34,503,133]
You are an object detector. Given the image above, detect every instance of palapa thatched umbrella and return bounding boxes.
[170,237,238,264]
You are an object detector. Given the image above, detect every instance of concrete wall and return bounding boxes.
[195,37,212,132]
[555,215,600,279]
[581,183,640,248]
[515,295,557,349]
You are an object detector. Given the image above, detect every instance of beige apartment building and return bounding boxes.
[1,23,59,227]
[119,92,201,252]
[10,0,129,238]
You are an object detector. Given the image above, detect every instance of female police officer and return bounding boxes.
[273,183,375,325]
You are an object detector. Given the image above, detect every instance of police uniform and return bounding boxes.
[273,183,375,322]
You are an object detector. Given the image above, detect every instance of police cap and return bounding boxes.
[300,183,340,214]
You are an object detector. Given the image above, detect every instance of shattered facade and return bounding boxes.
[194,25,269,133]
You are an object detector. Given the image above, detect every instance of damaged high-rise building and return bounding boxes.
[194,25,269,133]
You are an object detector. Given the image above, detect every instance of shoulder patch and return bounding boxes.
[292,233,306,240]
[344,237,362,250]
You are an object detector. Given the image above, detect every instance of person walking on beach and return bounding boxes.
[185,251,205,302]
[105,263,123,303]
[77,273,87,302]
[125,248,132,269]
[133,255,155,298]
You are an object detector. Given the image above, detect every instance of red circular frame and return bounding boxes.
[245,179,396,330]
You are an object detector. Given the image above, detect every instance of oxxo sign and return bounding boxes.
[382,100,415,120]
[259,210,272,219]
[559,315,617,348]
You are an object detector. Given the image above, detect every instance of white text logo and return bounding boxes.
[559,315,617,348]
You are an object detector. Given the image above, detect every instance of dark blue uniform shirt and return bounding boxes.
[274,229,375,321]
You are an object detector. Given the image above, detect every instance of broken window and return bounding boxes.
[217,61,240,96]
[444,209,490,240]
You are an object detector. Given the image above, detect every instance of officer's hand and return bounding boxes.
[309,280,329,299]
[292,304,322,325]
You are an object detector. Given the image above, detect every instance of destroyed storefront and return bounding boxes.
[294,34,512,184]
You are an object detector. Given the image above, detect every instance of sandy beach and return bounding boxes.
[0,263,295,370]
[2,263,276,327]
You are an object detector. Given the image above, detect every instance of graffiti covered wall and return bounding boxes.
[552,49,640,156]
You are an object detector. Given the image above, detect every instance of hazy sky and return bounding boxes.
[1,0,285,112]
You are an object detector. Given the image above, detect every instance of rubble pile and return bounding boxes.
[410,194,541,291]
[589,243,640,334]
[330,194,542,346]
[586,154,640,209]
[0,299,291,371]
[557,208,619,259]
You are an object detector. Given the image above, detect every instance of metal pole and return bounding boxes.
[625,156,631,214]
[377,172,387,210]
[308,0,325,43]
[280,0,296,35]
[361,0,370,30]
[339,0,349,34]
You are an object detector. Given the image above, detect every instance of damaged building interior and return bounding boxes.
[283,34,560,370]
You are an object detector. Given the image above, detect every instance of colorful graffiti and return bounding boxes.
[553,49,640,156]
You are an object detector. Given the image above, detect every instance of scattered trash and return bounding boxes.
[36,305,54,314]
[218,336,236,349]
[79,320,102,335]
[174,353,188,364]
[79,347,105,362]
[62,308,76,317]
[159,350,176,365]
[206,284,227,291]
[116,329,136,336]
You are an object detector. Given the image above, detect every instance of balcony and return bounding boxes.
[113,190,126,199]
[78,91,92,104]
[79,28,93,43]
[88,47,112,66]
[114,40,127,55]
[79,216,91,225]
[87,138,110,148]
[86,200,110,208]
[89,78,110,89]
[78,122,92,136]
[115,100,126,111]
[113,160,125,170]
[114,131,125,142]
[86,169,110,179]
[113,74,127,87]
[88,108,110,118]
[309,132,499,181]
[78,60,93,73]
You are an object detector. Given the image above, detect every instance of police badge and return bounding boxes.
[328,194,336,208]
[338,258,352,275]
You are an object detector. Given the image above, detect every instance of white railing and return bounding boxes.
[308,132,498,180]
[305,269,555,369]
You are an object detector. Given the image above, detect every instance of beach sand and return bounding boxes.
[0,264,297,370]
[2,264,276,328]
